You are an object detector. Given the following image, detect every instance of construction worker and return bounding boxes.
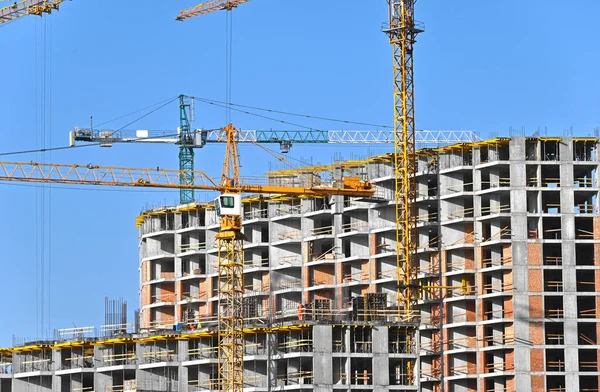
[298,303,304,321]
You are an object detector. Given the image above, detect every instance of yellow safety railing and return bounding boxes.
[580,333,596,345]
[482,227,511,243]
[278,339,313,351]
[575,177,596,188]
[547,360,565,371]
[343,271,369,282]
[243,257,269,267]
[481,204,511,215]
[142,350,175,362]
[579,361,598,370]
[151,293,176,303]
[577,228,595,239]
[179,242,207,253]
[418,235,440,250]
[445,336,475,349]
[341,221,369,232]
[482,256,512,268]
[274,280,302,290]
[181,291,207,301]
[446,260,466,271]
[484,309,512,320]
[450,364,470,375]
[188,346,218,359]
[546,333,564,345]
[483,282,513,293]
[544,255,562,265]
[102,352,136,364]
[274,204,302,216]
[448,207,474,220]
[576,204,595,213]
[277,255,300,266]
[443,182,474,195]
[445,232,474,248]
[544,280,563,291]
[416,211,438,222]
[579,308,596,318]
[485,362,509,372]
[244,208,268,220]
[545,309,564,318]
[278,229,301,240]
[481,333,514,346]
[311,225,333,236]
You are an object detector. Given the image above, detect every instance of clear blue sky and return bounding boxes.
[0,0,598,346]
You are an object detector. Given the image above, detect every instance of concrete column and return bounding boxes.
[178,340,189,392]
[372,326,389,387]
[313,325,332,387]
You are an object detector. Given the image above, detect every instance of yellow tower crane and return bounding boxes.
[176,0,427,386]
[383,0,422,324]
[0,123,374,392]
[0,0,69,25]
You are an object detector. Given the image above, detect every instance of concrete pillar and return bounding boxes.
[372,326,389,387]
[313,325,332,387]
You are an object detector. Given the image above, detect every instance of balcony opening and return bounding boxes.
[350,358,372,385]
[546,349,565,372]
[580,376,599,391]
[544,297,564,318]
[546,376,566,391]
[579,349,598,372]
[350,327,372,353]
[526,139,538,161]
[574,192,595,214]
[578,322,597,345]
[542,140,560,161]
[541,165,560,187]
[527,191,539,213]
[526,165,538,186]
[542,217,562,240]
[574,165,596,188]
[574,140,596,161]
[545,322,564,345]
[576,243,594,266]
[333,357,348,385]
[542,191,561,213]
[528,217,539,239]
[389,359,412,386]
[576,270,595,292]
[575,217,594,239]
[577,296,597,319]
[543,270,563,292]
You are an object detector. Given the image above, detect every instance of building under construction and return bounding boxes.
[1,136,600,392]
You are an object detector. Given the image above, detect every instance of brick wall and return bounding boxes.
[528,243,542,266]
[529,296,543,319]
[530,348,544,372]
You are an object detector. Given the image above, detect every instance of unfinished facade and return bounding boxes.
[1,137,600,392]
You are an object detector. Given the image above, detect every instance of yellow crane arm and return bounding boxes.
[0,161,375,197]
[0,0,67,25]
[176,0,250,21]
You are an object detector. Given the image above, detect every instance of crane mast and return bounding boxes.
[179,95,195,203]
[216,124,244,392]
[384,0,422,382]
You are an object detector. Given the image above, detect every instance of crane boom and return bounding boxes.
[176,0,250,21]
[0,0,67,25]
[0,160,375,197]
[71,128,482,148]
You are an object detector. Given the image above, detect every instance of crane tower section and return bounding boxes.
[383,0,423,327]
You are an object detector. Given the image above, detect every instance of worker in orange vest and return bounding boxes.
[298,303,304,321]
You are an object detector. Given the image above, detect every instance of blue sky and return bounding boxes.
[0,0,598,346]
